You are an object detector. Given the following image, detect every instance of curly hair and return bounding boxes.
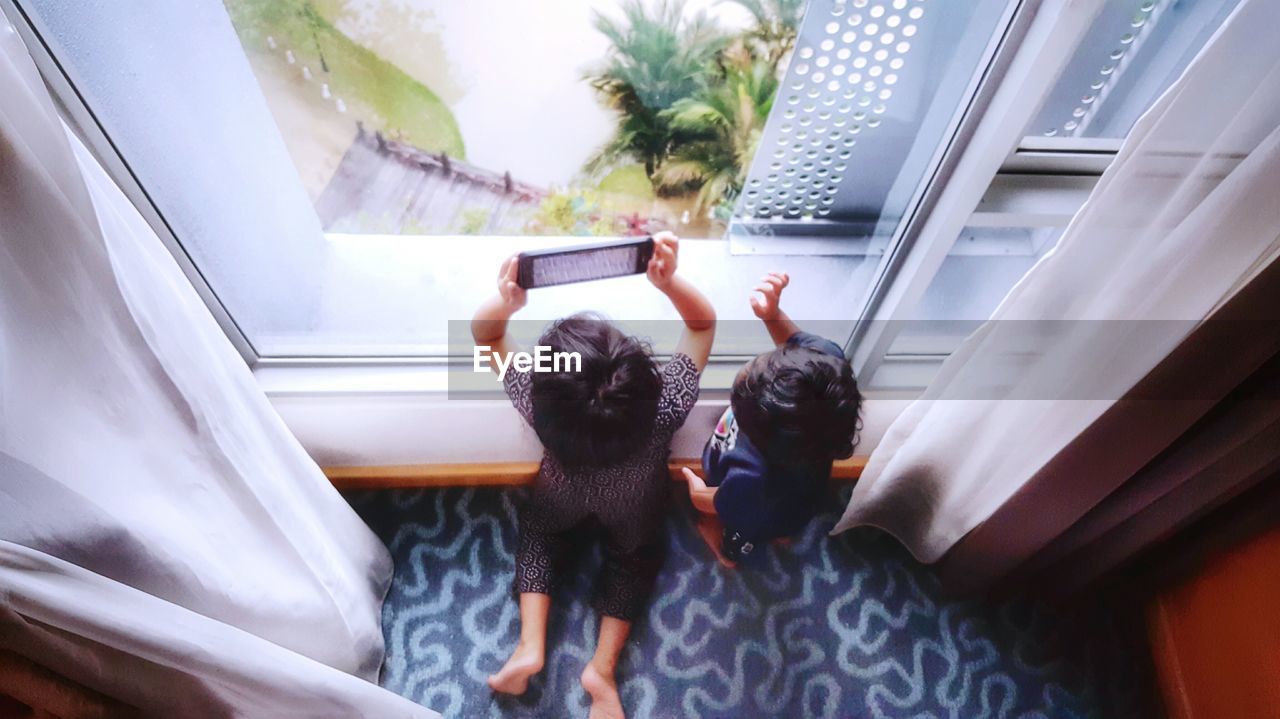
[529,313,662,468]
[730,345,862,465]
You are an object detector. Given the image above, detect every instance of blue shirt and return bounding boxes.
[701,332,846,562]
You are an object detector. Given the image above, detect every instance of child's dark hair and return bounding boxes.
[530,313,662,468]
[731,346,862,464]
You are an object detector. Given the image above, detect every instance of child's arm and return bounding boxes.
[471,255,527,374]
[750,272,801,347]
[648,232,715,371]
[681,467,718,514]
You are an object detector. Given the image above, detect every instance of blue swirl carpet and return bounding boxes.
[347,488,1153,718]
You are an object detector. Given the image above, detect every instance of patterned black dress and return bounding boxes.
[504,353,701,621]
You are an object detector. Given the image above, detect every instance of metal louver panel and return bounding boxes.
[731,0,1015,250]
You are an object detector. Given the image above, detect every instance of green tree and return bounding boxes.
[655,48,777,215]
[585,0,727,179]
[525,189,618,236]
[725,0,806,71]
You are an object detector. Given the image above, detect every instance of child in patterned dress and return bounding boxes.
[473,233,714,719]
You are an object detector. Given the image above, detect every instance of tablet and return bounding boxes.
[516,237,655,289]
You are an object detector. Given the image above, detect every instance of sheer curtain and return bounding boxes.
[0,15,434,717]
[835,0,1280,584]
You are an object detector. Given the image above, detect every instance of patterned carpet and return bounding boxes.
[347,488,1153,719]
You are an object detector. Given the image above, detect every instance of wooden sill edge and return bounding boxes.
[326,456,867,490]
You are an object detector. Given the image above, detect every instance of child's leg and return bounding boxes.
[582,538,662,718]
[488,592,551,694]
[693,512,737,568]
[490,510,567,695]
[681,468,738,568]
[581,615,631,719]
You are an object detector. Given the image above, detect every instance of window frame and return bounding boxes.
[847,0,1118,389]
[3,0,260,365]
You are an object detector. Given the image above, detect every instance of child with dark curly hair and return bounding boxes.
[472,233,714,719]
[683,272,863,568]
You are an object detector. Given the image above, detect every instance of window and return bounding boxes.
[4,0,1245,389]
[858,0,1245,390]
[1027,0,1244,141]
[221,0,769,240]
[10,0,1011,363]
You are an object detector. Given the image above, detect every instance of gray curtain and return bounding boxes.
[836,0,1280,594]
[0,11,435,717]
[946,261,1280,593]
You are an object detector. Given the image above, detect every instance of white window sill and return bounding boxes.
[256,363,912,468]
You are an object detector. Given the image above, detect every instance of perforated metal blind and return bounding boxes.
[732,0,1014,245]
[741,0,926,222]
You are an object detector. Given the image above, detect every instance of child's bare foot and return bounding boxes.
[581,662,626,719]
[694,516,737,569]
[487,641,544,695]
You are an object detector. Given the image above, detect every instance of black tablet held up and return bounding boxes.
[516,237,655,290]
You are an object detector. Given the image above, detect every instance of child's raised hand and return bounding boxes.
[647,231,679,290]
[497,255,527,312]
[750,271,789,320]
[651,231,715,368]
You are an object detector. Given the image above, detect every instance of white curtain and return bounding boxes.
[0,15,435,718]
[835,0,1280,564]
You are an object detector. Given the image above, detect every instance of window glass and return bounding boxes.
[1027,0,1243,140]
[887,224,1065,357]
[223,0,785,239]
[17,0,1018,360]
[875,0,1248,386]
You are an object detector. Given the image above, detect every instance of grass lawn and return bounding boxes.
[597,164,656,200]
[224,0,464,158]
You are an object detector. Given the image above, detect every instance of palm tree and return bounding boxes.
[725,0,806,71]
[654,49,777,215]
[585,0,727,179]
